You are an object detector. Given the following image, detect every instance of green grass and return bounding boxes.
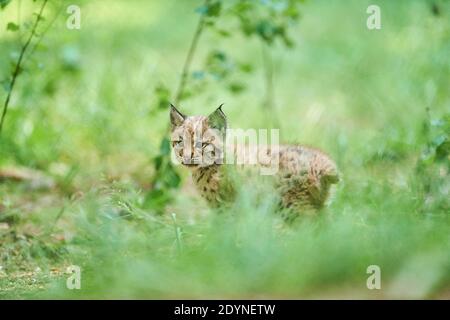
[0,0,449,299]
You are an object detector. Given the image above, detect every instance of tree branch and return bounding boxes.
[25,1,65,63]
[173,0,209,105]
[0,0,49,134]
[261,41,280,128]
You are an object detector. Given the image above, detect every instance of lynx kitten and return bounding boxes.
[170,104,339,216]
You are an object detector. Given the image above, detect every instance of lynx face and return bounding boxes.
[170,104,226,169]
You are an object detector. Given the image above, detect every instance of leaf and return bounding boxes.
[232,1,253,15]
[153,154,163,170]
[154,83,171,110]
[159,137,171,155]
[163,164,181,188]
[205,50,232,80]
[255,20,276,43]
[216,29,231,37]
[238,63,253,73]
[206,1,221,17]
[143,189,172,211]
[432,135,447,148]
[195,1,221,17]
[6,22,19,32]
[435,140,450,161]
[228,82,246,94]
[433,135,450,161]
[0,0,11,10]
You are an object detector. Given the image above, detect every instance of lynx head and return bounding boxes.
[170,103,227,169]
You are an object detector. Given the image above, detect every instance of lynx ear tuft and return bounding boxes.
[170,103,186,127]
[207,104,227,132]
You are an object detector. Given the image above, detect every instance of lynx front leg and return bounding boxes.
[307,157,340,208]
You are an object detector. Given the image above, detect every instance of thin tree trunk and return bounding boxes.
[261,41,280,129]
[173,0,209,105]
[0,0,49,134]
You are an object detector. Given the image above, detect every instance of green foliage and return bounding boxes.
[6,22,19,32]
[0,0,11,10]
[146,138,181,213]
[415,112,450,213]
[0,0,50,134]
[153,83,171,111]
[149,0,304,202]
[196,0,222,18]
[419,113,450,167]
[1,0,450,298]
[230,0,304,47]
[205,50,232,79]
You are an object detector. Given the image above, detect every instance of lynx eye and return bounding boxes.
[173,139,183,147]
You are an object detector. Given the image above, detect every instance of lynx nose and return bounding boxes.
[183,156,192,164]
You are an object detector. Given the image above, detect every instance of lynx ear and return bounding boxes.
[207,104,227,132]
[170,103,186,127]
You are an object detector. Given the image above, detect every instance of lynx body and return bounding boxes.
[170,104,339,216]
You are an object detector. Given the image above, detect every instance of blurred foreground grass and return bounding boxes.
[0,0,449,298]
